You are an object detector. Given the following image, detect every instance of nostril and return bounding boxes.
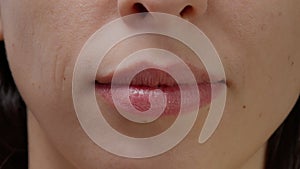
[180,5,194,17]
[132,3,149,13]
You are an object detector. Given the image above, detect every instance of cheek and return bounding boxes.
[3,0,119,108]
[1,1,121,167]
[226,0,299,146]
[202,0,300,157]
[1,0,121,158]
[1,0,126,166]
[212,0,299,100]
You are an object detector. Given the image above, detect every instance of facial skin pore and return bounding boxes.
[0,0,299,169]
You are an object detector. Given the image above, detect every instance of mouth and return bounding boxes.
[95,61,226,117]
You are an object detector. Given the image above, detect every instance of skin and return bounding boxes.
[0,0,299,169]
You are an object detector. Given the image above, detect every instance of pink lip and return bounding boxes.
[95,68,225,116]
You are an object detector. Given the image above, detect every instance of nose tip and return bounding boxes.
[118,0,208,19]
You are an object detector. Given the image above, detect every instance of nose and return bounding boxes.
[118,0,208,19]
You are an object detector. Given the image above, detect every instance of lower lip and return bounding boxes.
[95,82,223,116]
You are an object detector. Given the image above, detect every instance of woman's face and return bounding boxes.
[1,0,299,168]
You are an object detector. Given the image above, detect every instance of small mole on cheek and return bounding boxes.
[260,24,266,31]
[291,61,294,66]
[242,105,246,109]
[288,55,294,66]
[32,83,41,89]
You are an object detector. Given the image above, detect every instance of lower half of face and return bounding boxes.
[1,0,299,168]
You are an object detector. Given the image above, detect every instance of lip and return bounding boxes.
[95,62,225,117]
[97,61,217,85]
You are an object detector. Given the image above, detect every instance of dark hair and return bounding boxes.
[0,41,28,169]
[266,97,300,169]
[0,40,299,169]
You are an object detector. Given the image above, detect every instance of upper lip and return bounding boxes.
[95,61,224,87]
